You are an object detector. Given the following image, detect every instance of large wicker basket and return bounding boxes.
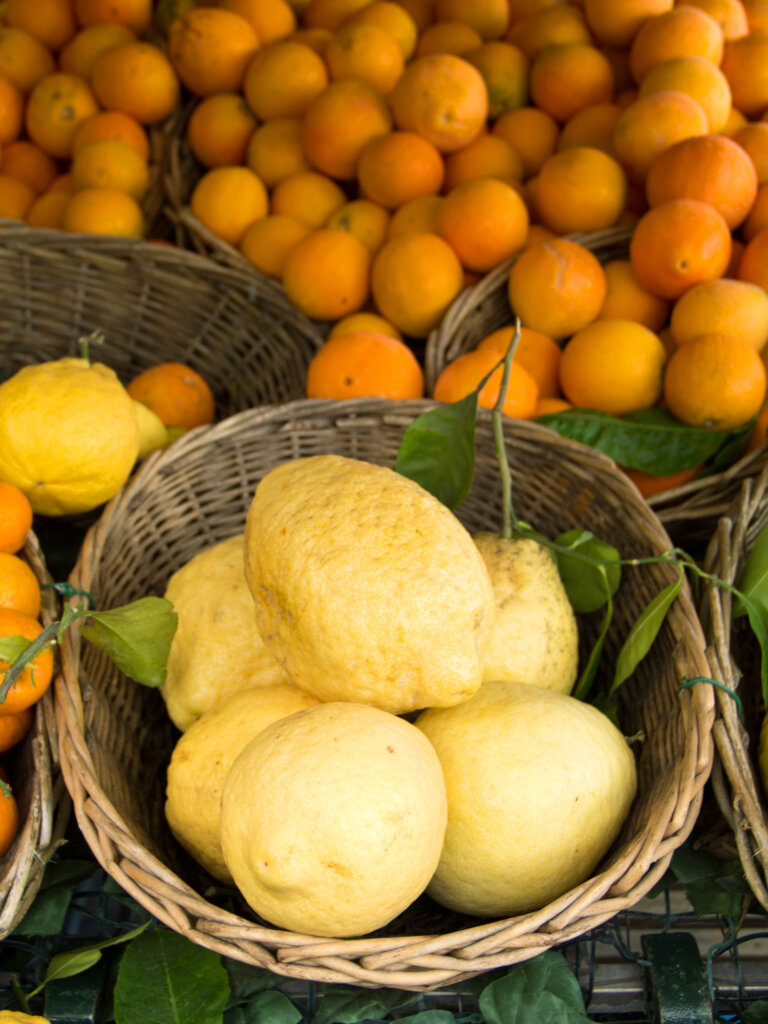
[699,461,768,911]
[424,226,768,545]
[0,223,323,411]
[0,531,70,938]
[56,398,713,990]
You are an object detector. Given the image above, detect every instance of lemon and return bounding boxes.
[165,682,319,882]
[133,399,170,459]
[0,358,140,516]
[474,533,579,693]
[220,701,448,936]
[416,680,637,917]
[244,454,496,714]
[0,1013,51,1023]
[162,534,292,731]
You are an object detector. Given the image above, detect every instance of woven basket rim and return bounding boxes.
[56,397,715,988]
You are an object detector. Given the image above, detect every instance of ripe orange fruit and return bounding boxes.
[61,187,145,236]
[738,227,768,291]
[535,145,627,233]
[370,231,465,337]
[0,705,33,754]
[24,71,98,158]
[507,238,608,339]
[242,40,329,120]
[345,1,419,59]
[559,318,667,415]
[645,132,758,229]
[90,41,181,124]
[245,116,310,187]
[611,91,710,185]
[636,54,733,133]
[282,228,371,320]
[582,0,675,49]
[535,396,573,417]
[663,331,766,429]
[302,78,392,180]
[0,26,56,93]
[324,21,405,95]
[669,277,768,351]
[438,177,529,272]
[733,121,768,184]
[72,109,150,161]
[680,0,749,39]
[743,182,768,242]
[5,0,78,51]
[218,0,297,43]
[557,102,622,153]
[442,133,524,190]
[387,194,445,238]
[528,42,615,123]
[464,40,529,120]
[0,483,32,554]
[71,139,150,201]
[185,92,258,168]
[0,607,54,715]
[325,199,390,252]
[0,782,19,857]
[415,20,484,58]
[58,23,137,80]
[168,7,259,97]
[747,399,768,453]
[598,258,670,332]
[306,330,424,398]
[389,53,489,153]
[25,189,70,228]
[190,165,268,246]
[628,5,725,84]
[506,4,592,59]
[0,139,58,193]
[432,0,510,39]
[476,324,563,397]
[357,130,445,209]
[720,30,768,117]
[74,0,153,34]
[269,170,346,228]
[0,552,41,618]
[127,362,216,430]
[327,312,403,340]
[492,104,559,176]
[239,213,310,277]
[302,0,372,29]
[622,463,704,498]
[0,174,36,219]
[433,347,540,419]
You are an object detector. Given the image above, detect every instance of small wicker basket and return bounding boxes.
[0,531,70,939]
[424,226,768,545]
[699,461,768,911]
[0,223,322,413]
[56,398,713,990]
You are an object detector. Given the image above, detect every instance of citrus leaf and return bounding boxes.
[733,589,768,707]
[479,952,590,1024]
[734,521,768,621]
[554,530,621,613]
[396,1012,459,1024]
[78,596,178,687]
[42,949,103,985]
[312,986,417,1024]
[0,635,33,665]
[240,990,303,1024]
[572,594,613,703]
[611,569,683,693]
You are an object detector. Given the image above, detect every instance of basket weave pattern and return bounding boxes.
[56,398,714,989]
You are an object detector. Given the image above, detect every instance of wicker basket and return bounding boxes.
[0,531,70,938]
[423,226,768,545]
[699,461,768,911]
[0,223,322,412]
[56,398,714,990]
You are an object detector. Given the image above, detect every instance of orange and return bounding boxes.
[636,55,732,133]
[245,116,311,186]
[302,78,392,180]
[644,132,758,229]
[243,40,328,120]
[71,139,150,201]
[559,317,667,415]
[282,228,371,320]
[387,194,445,237]
[432,0,510,39]
[506,4,592,59]
[386,0,433,28]
[357,130,445,209]
[190,166,268,246]
[721,31,768,117]
[302,0,372,28]
[306,330,424,398]
[324,21,404,95]
[5,0,77,51]
[0,174,35,219]
[629,198,732,300]
[528,42,615,123]
[0,139,58,193]
[0,72,24,145]
[325,199,390,252]
[442,134,524,190]
[239,213,310,277]
[476,324,562,397]
[25,189,69,228]
[0,26,56,92]
[371,231,464,337]
[733,121,768,184]
[218,0,297,43]
[269,169,346,227]
[622,463,704,498]
[0,782,19,857]
[491,105,559,176]
[743,182,768,242]
[663,331,767,428]
[327,312,403,339]
[557,102,622,154]
[678,0,749,39]
[58,23,136,79]
[61,186,145,236]
[534,145,627,234]
[0,607,54,715]
[611,91,709,185]
[414,20,484,58]
[49,171,75,192]
[523,222,556,247]
[389,53,489,153]
[344,2,419,59]
[738,227,768,291]
[127,362,216,429]
[167,7,259,97]
[670,278,768,351]
[0,552,41,618]
[747,399,768,452]
[90,42,180,125]
[744,0,768,32]
[72,109,150,161]
[535,395,573,416]
[185,92,257,170]
[582,0,675,48]
[507,237,608,339]
[74,0,152,34]
[0,483,32,554]
[628,6,725,84]
[433,347,539,419]
[598,258,670,332]
[507,0,569,19]
[0,705,33,754]
[464,41,529,120]
[438,177,529,273]
[723,105,749,136]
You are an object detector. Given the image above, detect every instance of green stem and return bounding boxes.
[10,975,31,1014]
[77,328,105,364]
[0,621,59,706]
[492,318,521,540]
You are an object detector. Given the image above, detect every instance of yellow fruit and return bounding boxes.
[416,680,638,917]
[132,399,169,458]
[0,1014,51,1023]
[0,357,139,516]
[474,533,579,693]
[220,701,448,936]
[162,534,291,732]
[244,454,496,714]
[165,682,319,883]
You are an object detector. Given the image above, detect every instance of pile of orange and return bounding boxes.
[0,481,52,858]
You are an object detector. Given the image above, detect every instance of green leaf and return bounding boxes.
[743,999,768,1023]
[479,953,590,1024]
[554,530,621,613]
[0,635,33,664]
[223,961,280,1003]
[734,590,768,707]
[42,948,103,985]
[572,595,613,703]
[113,929,230,1024]
[537,407,748,476]
[670,847,751,918]
[396,1011,459,1024]
[240,990,303,1024]
[78,596,178,687]
[395,391,478,509]
[13,859,99,937]
[735,522,768,620]
[311,985,418,1024]
[611,569,683,693]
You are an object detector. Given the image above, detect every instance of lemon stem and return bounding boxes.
[492,318,521,540]
[77,329,106,364]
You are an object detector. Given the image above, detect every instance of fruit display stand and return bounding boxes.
[53,397,713,991]
[0,529,69,939]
